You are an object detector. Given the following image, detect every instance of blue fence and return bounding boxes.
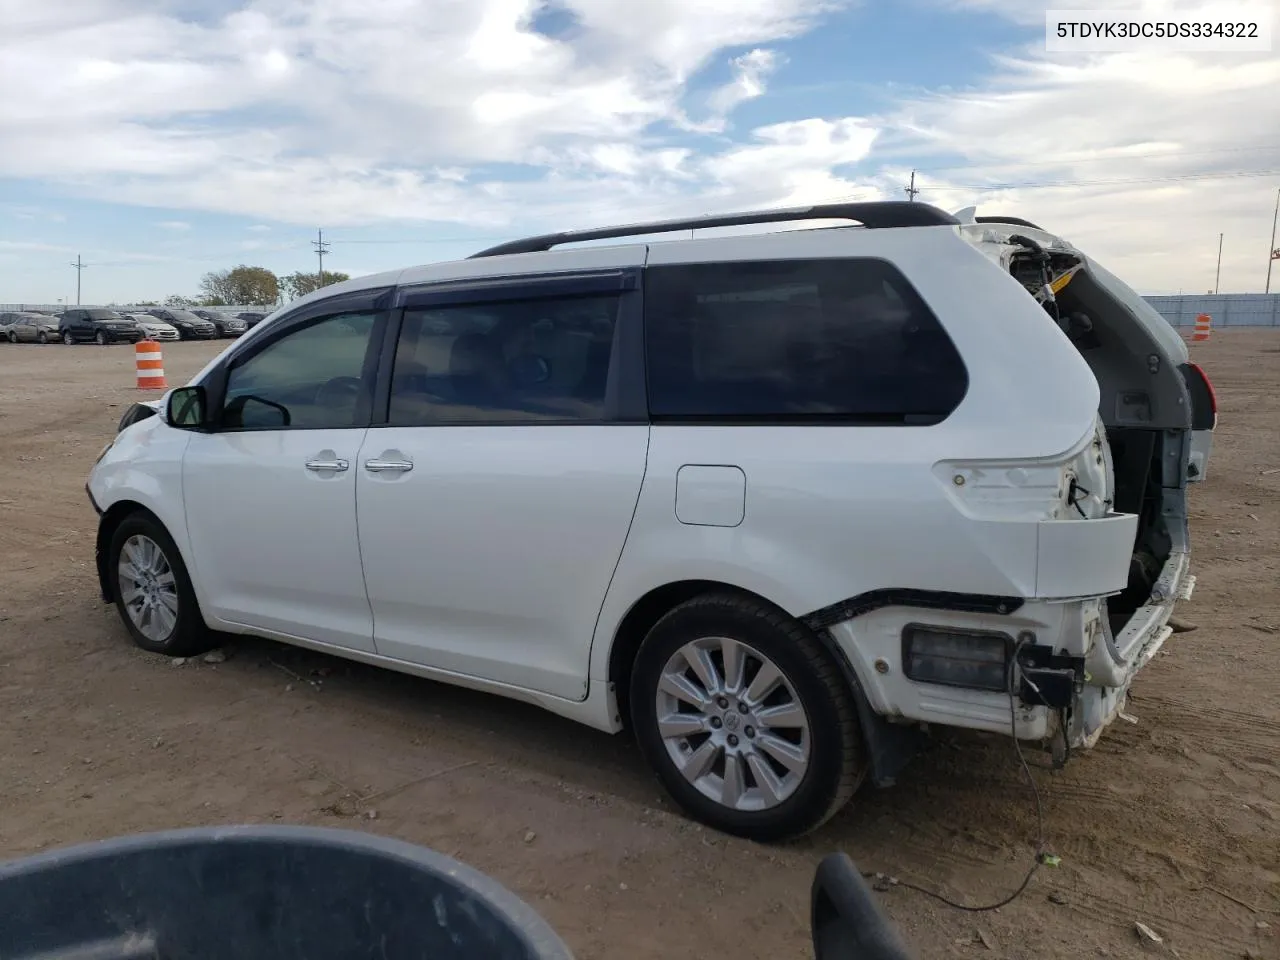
[1145,294,1280,328]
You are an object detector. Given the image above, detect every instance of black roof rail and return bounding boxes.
[974,215,1046,231]
[468,201,960,259]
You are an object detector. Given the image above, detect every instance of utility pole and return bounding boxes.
[1266,187,1279,295]
[313,229,330,288]
[904,170,919,202]
[70,254,87,305]
[1214,233,1223,294]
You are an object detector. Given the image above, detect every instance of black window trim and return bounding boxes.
[370,269,647,428]
[201,286,395,434]
[640,255,970,427]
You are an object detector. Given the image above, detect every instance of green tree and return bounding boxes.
[281,270,351,301]
[200,265,279,306]
[164,294,196,307]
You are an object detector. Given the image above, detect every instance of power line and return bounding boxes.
[945,168,1280,190]
[323,236,508,244]
[904,170,919,202]
[892,142,1280,176]
[824,167,1280,205]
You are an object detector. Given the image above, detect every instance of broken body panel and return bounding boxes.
[954,216,1212,752]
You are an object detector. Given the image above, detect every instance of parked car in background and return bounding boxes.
[59,308,143,345]
[235,311,269,329]
[120,313,180,342]
[1,311,61,343]
[143,308,217,340]
[191,309,247,338]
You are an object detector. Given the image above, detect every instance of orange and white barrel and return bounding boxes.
[135,339,168,390]
[1190,313,1212,342]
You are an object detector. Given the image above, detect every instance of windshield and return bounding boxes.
[168,310,202,321]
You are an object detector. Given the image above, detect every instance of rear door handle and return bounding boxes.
[305,458,349,472]
[365,459,414,474]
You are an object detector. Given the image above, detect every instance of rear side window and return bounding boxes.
[388,294,619,425]
[644,258,967,423]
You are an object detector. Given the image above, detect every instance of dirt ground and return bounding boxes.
[0,331,1276,960]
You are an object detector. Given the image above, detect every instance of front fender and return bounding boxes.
[88,416,197,604]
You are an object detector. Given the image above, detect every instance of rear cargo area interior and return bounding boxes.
[1009,251,1190,635]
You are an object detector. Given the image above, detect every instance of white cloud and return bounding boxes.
[155,220,192,231]
[0,0,854,232]
[873,0,1280,292]
[677,48,783,133]
[1,0,1278,295]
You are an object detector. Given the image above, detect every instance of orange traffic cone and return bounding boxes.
[1190,313,1212,342]
[135,339,168,390]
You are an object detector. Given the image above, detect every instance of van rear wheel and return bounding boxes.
[630,593,865,841]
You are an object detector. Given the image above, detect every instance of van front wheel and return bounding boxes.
[108,513,213,657]
[630,593,865,841]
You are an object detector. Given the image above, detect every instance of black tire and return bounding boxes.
[95,330,108,345]
[63,330,75,345]
[36,331,48,343]
[630,593,865,841]
[7,331,16,343]
[108,512,214,657]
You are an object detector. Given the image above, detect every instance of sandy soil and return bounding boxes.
[0,331,1276,960]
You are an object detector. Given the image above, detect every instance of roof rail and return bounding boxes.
[974,215,1046,231]
[468,201,960,259]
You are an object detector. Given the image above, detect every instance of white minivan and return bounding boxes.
[87,202,1216,840]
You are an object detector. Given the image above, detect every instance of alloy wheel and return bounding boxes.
[655,636,811,812]
[117,534,181,645]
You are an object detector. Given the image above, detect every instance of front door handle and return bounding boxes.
[365,458,414,474]
[305,458,349,472]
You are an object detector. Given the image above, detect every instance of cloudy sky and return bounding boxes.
[1,0,1277,304]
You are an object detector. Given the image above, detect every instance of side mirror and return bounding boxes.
[166,386,208,430]
[811,853,914,960]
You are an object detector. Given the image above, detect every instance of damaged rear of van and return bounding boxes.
[935,213,1216,754]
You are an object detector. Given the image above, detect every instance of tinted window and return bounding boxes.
[644,259,967,423]
[388,294,618,424]
[221,312,378,430]
[85,310,122,320]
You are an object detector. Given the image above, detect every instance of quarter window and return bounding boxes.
[221,312,378,430]
[644,259,968,423]
[388,294,619,425]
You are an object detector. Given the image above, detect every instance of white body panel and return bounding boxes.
[181,429,375,652]
[354,426,648,700]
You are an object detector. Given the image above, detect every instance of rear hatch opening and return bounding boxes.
[964,221,1202,639]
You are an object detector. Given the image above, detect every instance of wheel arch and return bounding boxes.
[95,501,181,604]
[603,579,922,787]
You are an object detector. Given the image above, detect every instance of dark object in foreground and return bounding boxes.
[0,827,914,960]
[0,826,572,960]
